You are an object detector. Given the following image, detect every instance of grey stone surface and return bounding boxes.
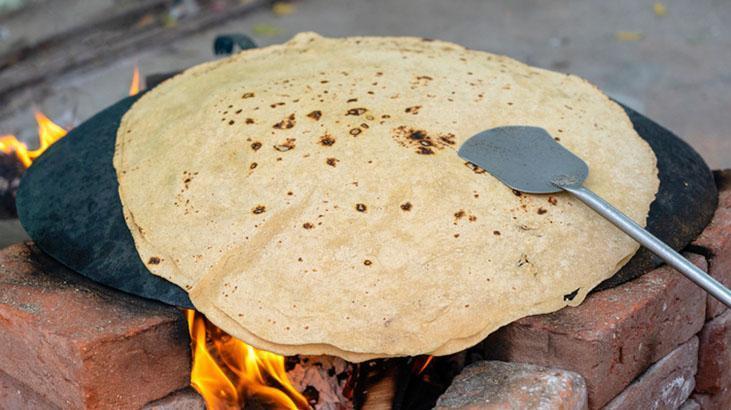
[143,388,205,410]
[1,0,730,168]
[435,360,588,410]
[679,398,701,410]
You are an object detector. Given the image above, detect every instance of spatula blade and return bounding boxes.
[458,126,589,194]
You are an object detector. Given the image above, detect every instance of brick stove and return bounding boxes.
[1,1,723,407]
[0,170,727,409]
[438,170,731,410]
[0,243,192,409]
[0,171,731,409]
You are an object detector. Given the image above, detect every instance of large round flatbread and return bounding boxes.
[115,33,658,361]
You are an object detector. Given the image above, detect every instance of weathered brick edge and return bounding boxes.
[0,243,191,409]
[474,170,731,409]
[690,169,731,409]
[0,370,56,410]
[603,337,698,409]
[691,170,731,320]
[482,253,706,408]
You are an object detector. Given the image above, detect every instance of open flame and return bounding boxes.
[0,112,68,168]
[185,309,309,409]
[2,65,313,407]
[0,65,143,168]
[129,64,141,96]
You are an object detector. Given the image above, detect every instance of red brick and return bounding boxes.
[143,388,204,410]
[692,391,731,410]
[482,254,707,409]
[604,336,698,409]
[0,243,191,410]
[693,389,731,408]
[705,245,731,319]
[693,177,731,319]
[0,370,56,410]
[696,309,731,395]
[434,361,587,410]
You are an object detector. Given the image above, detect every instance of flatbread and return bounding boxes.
[114,33,658,361]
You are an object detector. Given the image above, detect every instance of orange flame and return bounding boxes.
[1,66,143,168]
[416,355,433,375]
[185,309,309,409]
[129,65,141,96]
[0,112,68,168]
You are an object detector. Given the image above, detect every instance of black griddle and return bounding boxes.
[17,94,193,308]
[15,91,717,308]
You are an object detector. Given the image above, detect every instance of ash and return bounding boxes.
[287,355,355,409]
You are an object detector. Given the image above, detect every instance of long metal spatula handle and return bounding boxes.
[560,184,731,308]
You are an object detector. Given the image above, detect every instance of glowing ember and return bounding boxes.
[185,309,309,409]
[129,65,141,96]
[416,355,433,375]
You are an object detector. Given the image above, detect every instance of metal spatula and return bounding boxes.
[459,126,731,307]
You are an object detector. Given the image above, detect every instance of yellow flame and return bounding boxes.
[185,309,308,409]
[129,65,141,96]
[0,112,67,168]
[1,65,143,168]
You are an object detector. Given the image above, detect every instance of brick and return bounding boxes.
[434,361,587,410]
[143,388,204,410]
[482,253,707,409]
[0,370,56,410]
[0,243,191,410]
[705,245,731,319]
[604,336,698,409]
[694,196,731,255]
[693,391,731,410]
[693,172,731,319]
[696,309,731,395]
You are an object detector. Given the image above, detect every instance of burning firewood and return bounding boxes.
[0,64,141,221]
[286,355,357,409]
[0,110,69,220]
[359,361,399,409]
[187,309,363,409]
